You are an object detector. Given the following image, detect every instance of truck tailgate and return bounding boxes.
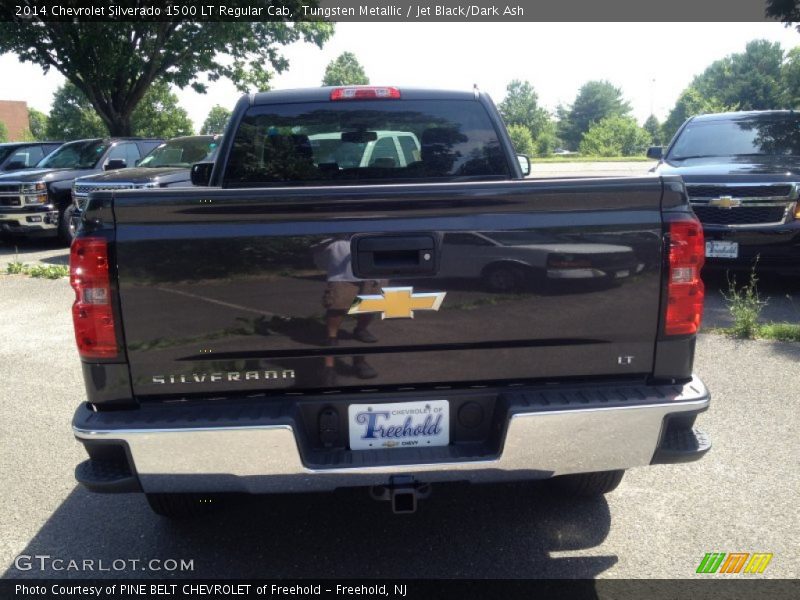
[112,177,664,397]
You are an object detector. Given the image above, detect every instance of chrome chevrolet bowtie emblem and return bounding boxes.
[709,195,741,209]
[348,286,446,319]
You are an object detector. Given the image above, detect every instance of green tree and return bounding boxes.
[0,121,8,142]
[662,86,729,143]
[0,17,334,135]
[558,80,632,150]
[499,80,549,137]
[200,105,232,134]
[579,116,652,157]
[534,119,559,156]
[47,82,194,139]
[321,51,369,86]
[506,124,536,157]
[643,114,662,146]
[498,79,556,156]
[27,108,49,139]
[46,83,107,139]
[130,83,194,138]
[692,40,785,111]
[781,46,800,107]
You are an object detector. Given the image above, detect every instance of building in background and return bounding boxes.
[0,100,30,140]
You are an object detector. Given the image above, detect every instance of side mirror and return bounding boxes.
[105,158,127,171]
[646,146,664,160]
[517,155,531,177]
[4,161,26,170]
[190,162,214,186]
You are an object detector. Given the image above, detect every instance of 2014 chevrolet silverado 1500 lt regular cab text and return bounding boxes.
[70,86,711,517]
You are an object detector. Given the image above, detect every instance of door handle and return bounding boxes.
[353,234,438,277]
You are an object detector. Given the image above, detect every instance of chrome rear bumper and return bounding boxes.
[73,376,710,494]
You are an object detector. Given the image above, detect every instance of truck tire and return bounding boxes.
[145,493,217,519]
[483,263,526,293]
[57,205,74,246]
[552,469,625,498]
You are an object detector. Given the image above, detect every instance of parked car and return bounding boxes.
[67,135,221,241]
[439,230,644,292]
[0,141,63,172]
[0,137,161,243]
[308,130,421,169]
[649,110,800,276]
[70,86,709,518]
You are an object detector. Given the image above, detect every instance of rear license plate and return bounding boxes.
[348,400,449,450]
[706,241,738,259]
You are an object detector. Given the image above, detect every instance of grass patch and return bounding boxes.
[711,261,800,342]
[721,266,765,339]
[6,261,26,275]
[532,155,653,163]
[27,264,69,279]
[756,322,800,342]
[5,261,68,279]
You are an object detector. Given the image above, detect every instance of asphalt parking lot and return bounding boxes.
[1,252,798,579]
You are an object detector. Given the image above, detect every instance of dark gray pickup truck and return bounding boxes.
[70,87,710,517]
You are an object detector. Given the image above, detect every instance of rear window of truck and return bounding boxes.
[223,100,510,186]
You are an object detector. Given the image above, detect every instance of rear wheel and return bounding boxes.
[483,263,526,293]
[57,204,75,246]
[551,469,625,498]
[145,493,218,519]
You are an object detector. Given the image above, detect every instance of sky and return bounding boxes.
[1,22,800,131]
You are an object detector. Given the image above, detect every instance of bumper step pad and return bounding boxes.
[651,426,711,464]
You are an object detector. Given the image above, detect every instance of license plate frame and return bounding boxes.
[705,240,739,259]
[347,400,450,451]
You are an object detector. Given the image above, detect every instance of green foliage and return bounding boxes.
[663,40,800,141]
[499,80,557,156]
[506,124,535,157]
[27,108,48,139]
[756,322,800,342]
[662,87,729,143]
[200,105,232,135]
[46,83,108,139]
[643,114,663,146]
[27,264,70,279]
[558,81,632,150]
[6,261,25,275]
[48,82,193,139]
[129,83,194,138]
[722,265,766,339]
[322,51,369,86]
[693,40,785,110]
[4,262,68,278]
[0,19,334,135]
[0,121,7,142]
[579,116,652,157]
[782,46,800,107]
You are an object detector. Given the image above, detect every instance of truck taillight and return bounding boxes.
[70,237,118,358]
[664,214,705,336]
[330,86,401,100]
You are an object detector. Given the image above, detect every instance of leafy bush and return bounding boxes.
[579,116,652,157]
[506,123,536,157]
[722,265,766,339]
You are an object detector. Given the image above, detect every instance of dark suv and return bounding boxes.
[0,137,161,244]
[649,110,800,276]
